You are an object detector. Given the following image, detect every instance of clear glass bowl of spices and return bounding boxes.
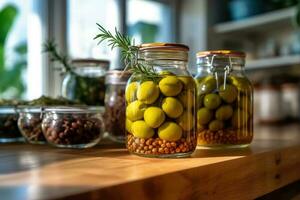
[18,107,46,144]
[17,96,81,144]
[0,106,24,143]
[41,107,105,148]
[104,70,131,143]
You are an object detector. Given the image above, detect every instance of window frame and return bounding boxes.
[43,0,179,96]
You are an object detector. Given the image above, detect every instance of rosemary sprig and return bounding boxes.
[94,23,159,81]
[42,40,73,73]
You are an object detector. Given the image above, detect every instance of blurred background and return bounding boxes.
[1,0,300,124]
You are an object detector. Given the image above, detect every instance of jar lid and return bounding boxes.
[44,106,105,114]
[196,50,245,58]
[105,70,132,85]
[139,43,189,51]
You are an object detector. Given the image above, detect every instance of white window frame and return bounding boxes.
[41,0,179,97]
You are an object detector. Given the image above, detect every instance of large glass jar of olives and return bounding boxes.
[195,50,253,148]
[62,59,108,106]
[125,43,197,158]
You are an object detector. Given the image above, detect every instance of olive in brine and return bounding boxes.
[125,82,138,103]
[197,76,216,94]
[204,93,221,110]
[137,81,159,104]
[215,105,233,121]
[126,100,147,121]
[197,107,213,125]
[144,107,165,128]
[131,120,155,139]
[159,76,183,96]
[162,97,183,118]
[158,122,182,142]
[178,90,194,109]
[219,84,238,103]
[230,76,252,93]
[208,120,224,131]
[177,111,194,131]
[178,77,195,90]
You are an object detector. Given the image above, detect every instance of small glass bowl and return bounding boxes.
[41,107,105,148]
[18,107,47,144]
[0,106,24,143]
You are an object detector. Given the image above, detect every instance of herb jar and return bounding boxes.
[104,70,131,143]
[0,107,23,143]
[195,50,253,148]
[62,59,109,106]
[41,107,105,148]
[125,43,197,158]
[18,107,46,144]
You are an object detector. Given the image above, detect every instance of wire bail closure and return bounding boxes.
[209,55,233,89]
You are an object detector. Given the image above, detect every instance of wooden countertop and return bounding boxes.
[1,124,300,200]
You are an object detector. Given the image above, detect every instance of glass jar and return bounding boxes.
[125,43,197,158]
[195,50,253,148]
[41,107,105,148]
[18,107,46,144]
[0,107,23,143]
[104,70,131,143]
[62,59,108,106]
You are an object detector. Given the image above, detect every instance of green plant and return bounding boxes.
[94,24,159,82]
[43,40,72,73]
[0,4,27,99]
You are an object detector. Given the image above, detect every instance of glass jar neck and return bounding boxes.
[71,65,107,77]
[197,55,245,75]
[138,50,188,70]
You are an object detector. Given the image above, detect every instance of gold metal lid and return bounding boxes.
[196,50,245,58]
[139,43,189,51]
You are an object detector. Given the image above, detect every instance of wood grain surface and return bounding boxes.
[1,124,300,200]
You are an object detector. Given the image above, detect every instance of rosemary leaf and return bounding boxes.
[43,40,73,73]
[94,24,159,81]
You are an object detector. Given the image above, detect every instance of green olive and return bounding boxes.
[137,81,159,104]
[131,120,155,139]
[178,77,195,90]
[219,84,238,103]
[230,76,252,93]
[176,111,194,131]
[215,105,233,121]
[158,122,182,141]
[209,120,224,131]
[126,119,133,133]
[231,108,249,128]
[126,100,146,121]
[144,107,165,128]
[125,82,138,103]
[197,107,213,125]
[159,76,183,96]
[159,71,175,76]
[178,90,194,109]
[204,93,221,110]
[197,76,216,94]
[162,97,183,118]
